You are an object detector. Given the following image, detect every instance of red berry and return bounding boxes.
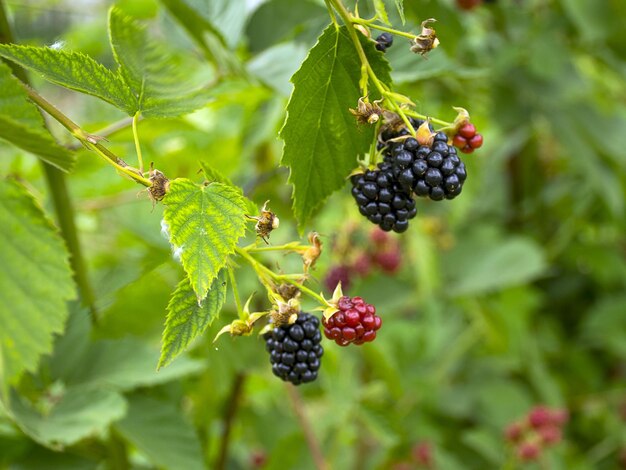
[528,406,552,429]
[352,253,372,277]
[550,408,569,426]
[250,450,268,468]
[460,145,474,154]
[370,227,390,246]
[504,422,525,443]
[538,425,562,446]
[517,441,540,461]
[322,296,382,346]
[324,265,351,292]
[453,134,468,148]
[458,123,477,138]
[373,249,402,274]
[456,0,482,9]
[469,134,483,149]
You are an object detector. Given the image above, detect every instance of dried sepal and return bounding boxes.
[246,200,279,243]
[147,162,170,203]
[349,97,384,125]
[213,295,267,341]
[410,19,440,56]
[301,232,322,272]
[269,297,300,327]
[275,283,301,301]
[416,120,437,146]
[314,282,344,321]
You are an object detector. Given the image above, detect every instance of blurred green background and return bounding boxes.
[1,0,625,468]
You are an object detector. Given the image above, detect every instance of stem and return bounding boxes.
[327,0,415,135]
[0,0,97,317]
[323,0,338,26]
[227,265,244,320]
[285,383,328,470]
[404,109,451,128]
[67,116,135,151]
[214,373,246,470]
[352,17,416,40]
[235,247,327,306]
[244,242,305,253]
[132,112,144,174]
[21,84,152,187]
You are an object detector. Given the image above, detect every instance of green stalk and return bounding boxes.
[0,0,97,316]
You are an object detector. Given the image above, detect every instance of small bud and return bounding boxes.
[410,19,440,56]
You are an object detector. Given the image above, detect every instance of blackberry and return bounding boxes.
[350,164,417,233]
[381,124,467,201]
[322,296,382,346]
[264,313,323,385]
[375,32,393,52]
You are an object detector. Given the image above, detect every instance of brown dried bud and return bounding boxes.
[275,283,301,301]
[410,19,440,56]
[247,200,279,244]
[148,164,169,202]
[349,97,383,125]
[269,298,299,327]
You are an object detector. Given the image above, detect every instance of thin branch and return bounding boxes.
[285,383,328,470]
[67,116,136,151]
[214,373,246,470]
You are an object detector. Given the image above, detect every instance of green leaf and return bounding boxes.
[374,0,391,25]
[450,237,548,296]
[0,179,75,390]
[0,62,75,171]
[108,7,214,118]
[6,386,126,448]
[52,338,205,391]
[162,178,246,301]
[115,395,204,470]
[176,0,247,49]
[158,272,227,369]
[199,162,257,215]
[247,42,308,96]
[280,25,391,230]
[0,44,137,114]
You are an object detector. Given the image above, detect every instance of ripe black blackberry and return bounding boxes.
[375,33,393,52]
[264,313,323,385]
[381,121,467,201]
[350,163,417,233]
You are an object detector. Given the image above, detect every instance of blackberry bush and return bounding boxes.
[264,313,324,385]
[323,296,382,346]
[350,164,417,233]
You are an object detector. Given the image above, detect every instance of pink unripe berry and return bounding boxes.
[538,425,562,446]
[517,441,540,461]
[412,441,434,467]
[504,422,525,443]
[528,406,552,429]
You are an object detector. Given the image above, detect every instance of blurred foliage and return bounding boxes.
[1,0,625,469]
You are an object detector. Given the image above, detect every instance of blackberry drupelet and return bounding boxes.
[264,313,323,385]
[350,163,417,233]
[375,32,394,52]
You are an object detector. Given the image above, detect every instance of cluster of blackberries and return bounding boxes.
[264,313,323,385]
[375,33,393,52]
[350,165,417,233]
[382,123,467,201]
[322,296,382,346]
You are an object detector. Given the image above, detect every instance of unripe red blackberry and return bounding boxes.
[452,122,483,154]
[264,313,323,385]
[325,265,352,292]
[350,164,417,233]
[504,422,524,443]
[528,405,552,429]
[517,441,540,461]
[322,296,382,346]
[373,248,401,274]
[538,426,562,446]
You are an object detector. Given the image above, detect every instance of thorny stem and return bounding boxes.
[21,84,152,187]
[285,383,329,470]
[0,0,97,317]
[132,112,144,174]
[235,247,328,306]
[327,0,416,135]
[351,17,417,40]
[67,116,137,151]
